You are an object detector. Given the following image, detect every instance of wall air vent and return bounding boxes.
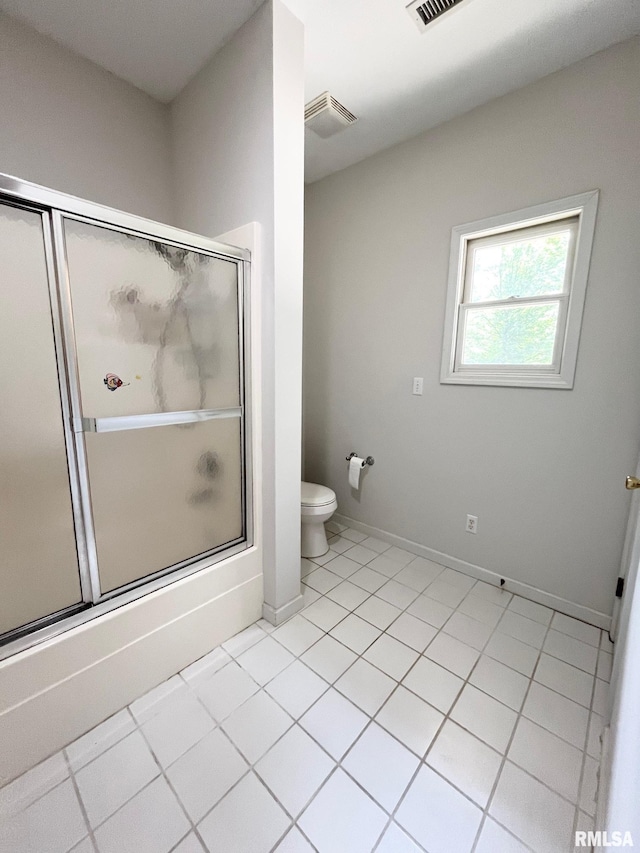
[406,0,466,32]
[304,92,358,139]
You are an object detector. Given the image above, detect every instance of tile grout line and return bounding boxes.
[307,541,602,668]
[326,529,610,636]
[276,566,504,849]
[128,704,217,853]
[305,541,603,708]
[300,539,599,851]
[369,591,518,851]
[476,610,600,844]
[0,532,593,787]
[170,668,301,843]
[119,543,602,851]
[189,639,418,849]
[299,578,596,748]
[7,630,593,852]
[70,693,229,850]
[3,523,607,853]
[165,642,334,849]
[326,531,609,651]
[77,602,398,849]
[571,665,602,844]
[0,773,71,827]
[468,613,556,852]
[217,565,450,850]
[229,620,414,830]
[61,753,98,853]
[293,612,569,799]
[80,704,195,841]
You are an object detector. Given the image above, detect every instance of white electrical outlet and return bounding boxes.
[412,377,424,395]
[466,515,478,534]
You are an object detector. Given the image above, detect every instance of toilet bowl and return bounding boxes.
[301,481,338,559]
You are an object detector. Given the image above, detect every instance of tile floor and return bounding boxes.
[0,521,613,853]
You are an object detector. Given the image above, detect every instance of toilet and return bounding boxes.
[301,481,338,558]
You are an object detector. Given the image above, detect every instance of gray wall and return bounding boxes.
[170,3,274,240]
[303,37,640,618]
[0,13,174,223]
[0,0,304,780]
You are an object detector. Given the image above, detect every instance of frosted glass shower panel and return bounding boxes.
[86,417,243,593]
[62,218,241,417]
[0,173,250,650]
[0,203,81,634]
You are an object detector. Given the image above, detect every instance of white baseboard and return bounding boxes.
[334,513,611,630]
[262,593,304,626]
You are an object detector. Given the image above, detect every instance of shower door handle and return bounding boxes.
[76,407,242,434]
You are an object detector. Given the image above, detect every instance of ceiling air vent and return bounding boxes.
[406,0,466,32]
[305,92,358,139]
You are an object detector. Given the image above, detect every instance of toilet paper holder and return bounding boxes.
[346,452,375,466]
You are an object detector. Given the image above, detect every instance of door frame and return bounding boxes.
[596,454,640,846]
[610,451,640,641]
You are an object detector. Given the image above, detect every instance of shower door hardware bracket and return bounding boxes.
[625,475,640,490]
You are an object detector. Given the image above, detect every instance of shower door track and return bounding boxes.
[0,172,253,662]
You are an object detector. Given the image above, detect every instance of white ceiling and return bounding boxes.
[289,0,640,182]
[1,0,638,182]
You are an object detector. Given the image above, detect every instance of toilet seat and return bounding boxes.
[301,481,336,507]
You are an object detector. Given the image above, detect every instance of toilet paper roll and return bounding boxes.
[349,456,366,489]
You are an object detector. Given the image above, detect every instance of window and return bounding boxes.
[440,191,599,388]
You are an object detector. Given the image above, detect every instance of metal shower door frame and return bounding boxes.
[0,196,91,635]
[51,208,252,605]
[0,172,253,658]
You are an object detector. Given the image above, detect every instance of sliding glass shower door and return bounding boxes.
[0,203,82,635]
[0,173,250,652]
[58,216,246,596]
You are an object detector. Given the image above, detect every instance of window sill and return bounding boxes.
[440,370,574,389]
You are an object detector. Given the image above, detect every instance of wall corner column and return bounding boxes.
[261,0,305,625]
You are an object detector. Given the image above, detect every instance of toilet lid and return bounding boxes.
[301,481,336,507]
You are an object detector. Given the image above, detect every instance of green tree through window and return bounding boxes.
[462,232,570,365]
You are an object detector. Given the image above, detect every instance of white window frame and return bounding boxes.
[440,190,599,389]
